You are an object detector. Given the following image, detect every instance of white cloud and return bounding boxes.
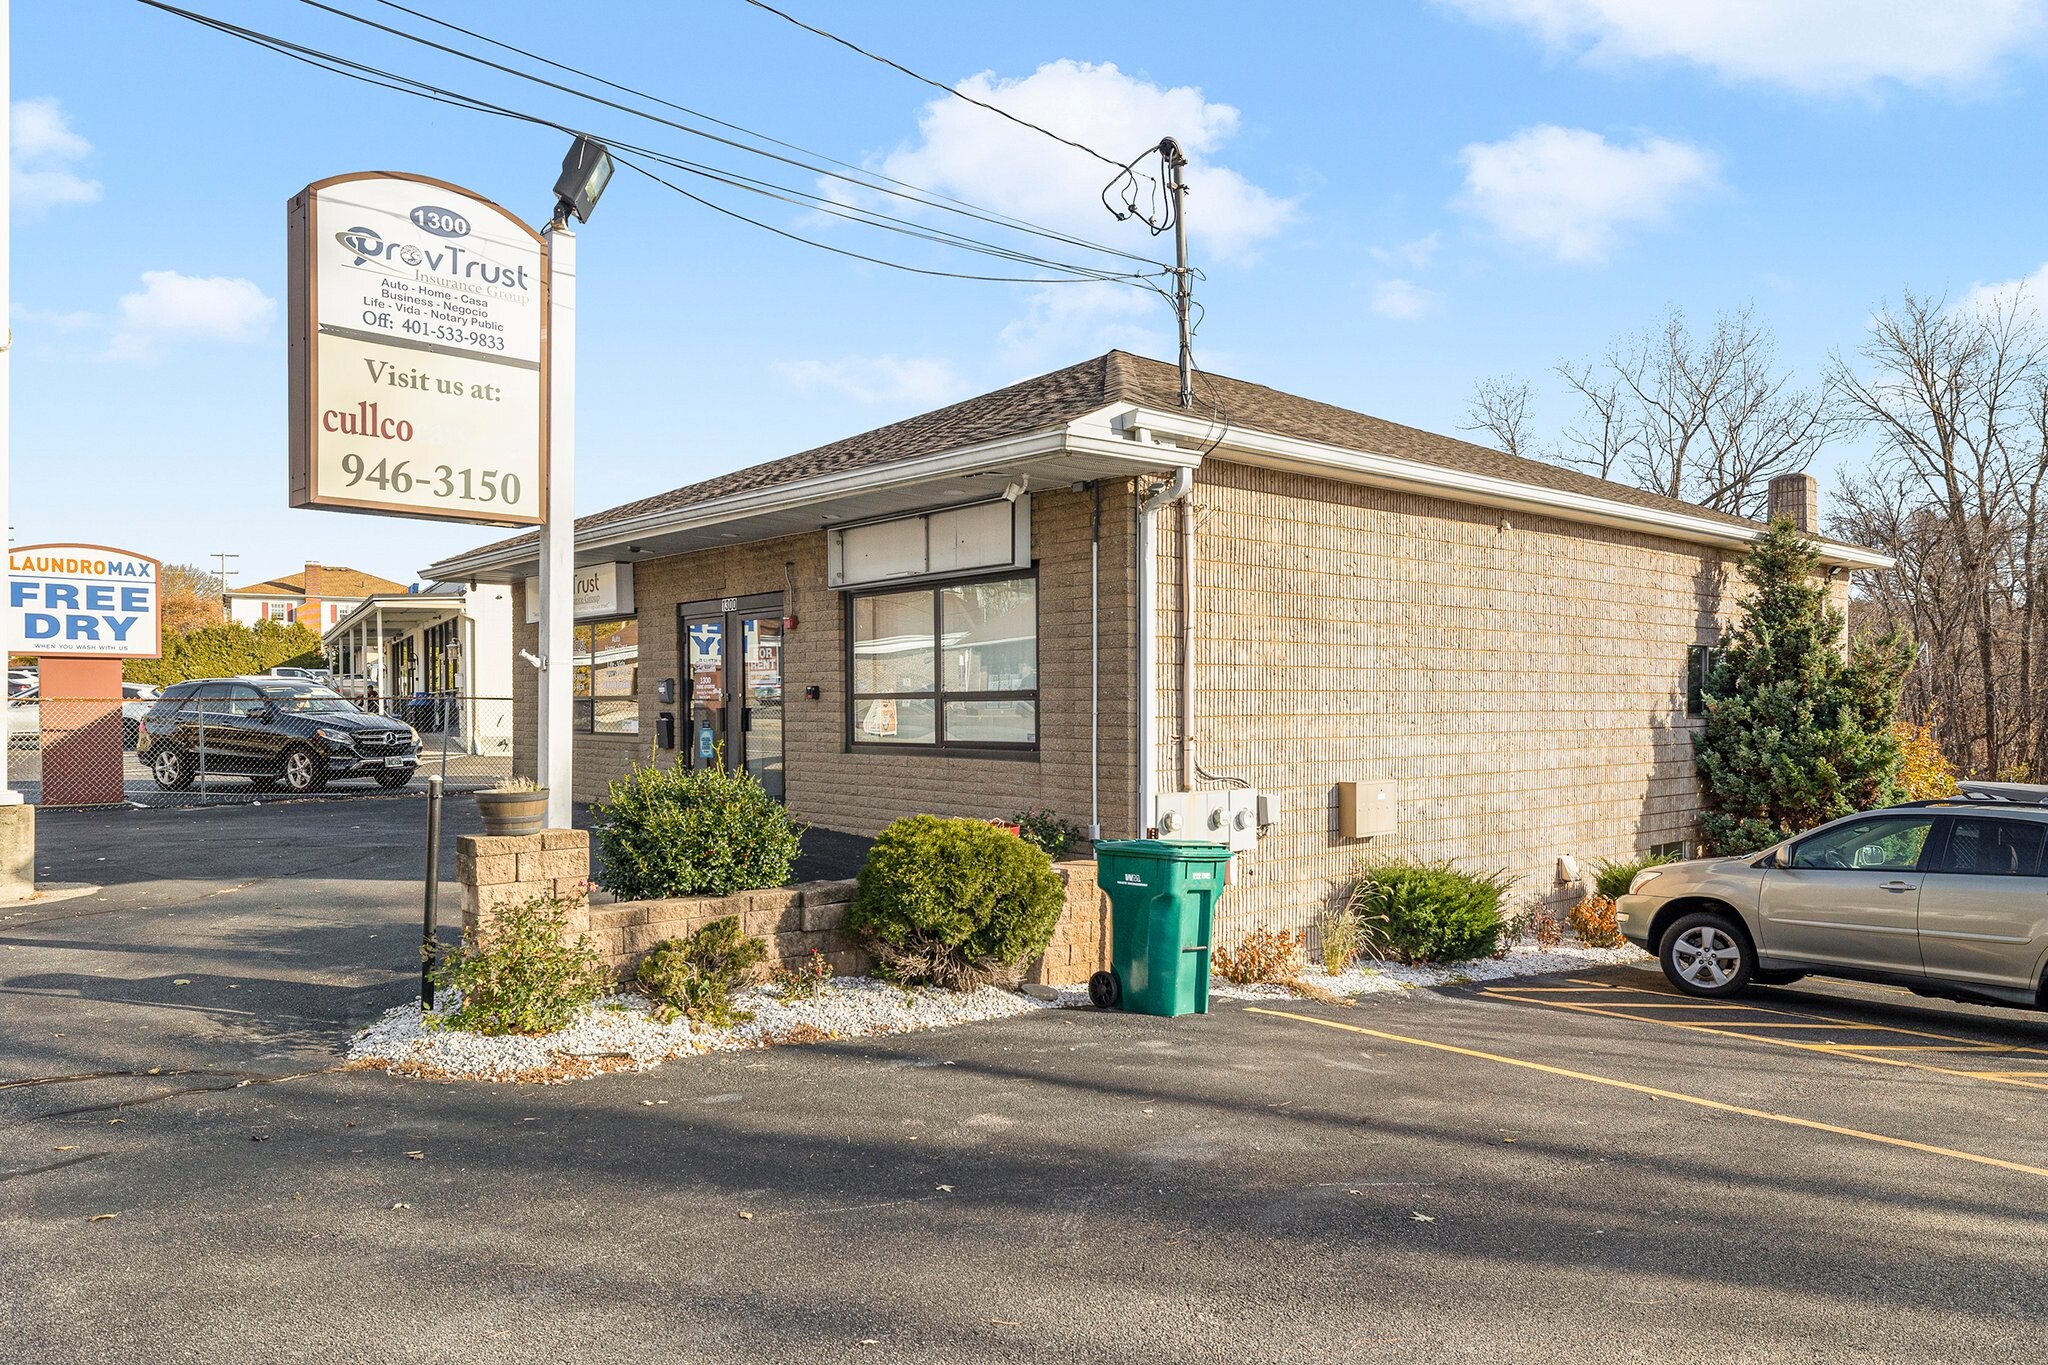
[996,280,1170,372]
[1370,232,1443,271]
[104,271,275,362]
[775,354,968,406]
[1369,279,1442,320]
[876,60,1295,264]
[1438,0,2046,93]
[11,97,100,208]
[1959,262,2048,321]
[1455,125,1717,264]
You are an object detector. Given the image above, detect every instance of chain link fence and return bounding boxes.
[6,691,514,809]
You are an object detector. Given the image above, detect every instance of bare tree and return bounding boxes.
[1460,375,1535,460]
[1468,305,1838,517]
[1831,289,2048,775]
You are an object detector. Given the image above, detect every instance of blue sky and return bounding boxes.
[16,0,2048,588]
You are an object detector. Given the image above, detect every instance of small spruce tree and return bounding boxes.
[1693,520,1913,854]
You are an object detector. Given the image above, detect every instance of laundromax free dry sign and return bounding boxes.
[287,172,547,526]
[5,544,161,658]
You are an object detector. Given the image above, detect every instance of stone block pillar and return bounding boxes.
[456,828,592,943]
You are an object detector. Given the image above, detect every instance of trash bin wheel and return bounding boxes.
[1088,971,1121,1010]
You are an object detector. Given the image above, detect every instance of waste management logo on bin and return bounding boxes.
[1118,871,1148,887]
[5,544,161,658]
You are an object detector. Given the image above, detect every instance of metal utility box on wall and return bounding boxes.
[1337,780,1397,839]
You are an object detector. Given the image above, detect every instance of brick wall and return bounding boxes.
[1164,459,1748,941]
[454,829,1108,986]
[511,482,1141,836]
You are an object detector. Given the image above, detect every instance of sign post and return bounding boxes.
[538,225,575,830]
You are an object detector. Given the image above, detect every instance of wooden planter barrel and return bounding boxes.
[475,788,549,837]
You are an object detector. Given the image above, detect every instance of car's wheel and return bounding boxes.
[277,745,326,795]
[374,767,416,789]
[1660,911,1755,998]
[150,746,193,791]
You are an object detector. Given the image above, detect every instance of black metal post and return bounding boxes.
[421,774,443,1010]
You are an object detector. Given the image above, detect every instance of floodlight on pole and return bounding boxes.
[552,135,613,227]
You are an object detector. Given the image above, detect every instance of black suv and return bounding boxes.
[138,677,420,793]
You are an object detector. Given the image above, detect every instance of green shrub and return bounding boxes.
[1352,861,1513,964]
[1594,853,1677,902]
[123,619,325,687]
[846,815,1064,989]
[429,894,611,1036]
[635,916,769,1027]
[1011,808,1083,861]
[591,760,803,900]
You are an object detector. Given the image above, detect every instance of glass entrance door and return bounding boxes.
[679,596,784,800]
[740,613,784,800]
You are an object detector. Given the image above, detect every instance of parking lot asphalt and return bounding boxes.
[5,801,2048,1362]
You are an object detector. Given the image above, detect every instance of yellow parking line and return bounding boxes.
[1245,1007,2048,1181]
[1479,993,2048,1093]
[1488,985,2048,1054]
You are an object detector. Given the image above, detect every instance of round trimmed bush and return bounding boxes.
[846,815,1064,989]
[591,761,803,900]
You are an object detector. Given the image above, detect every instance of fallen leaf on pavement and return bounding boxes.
[53,1146,78,1153]
[405,1152,424,1160]
[736,1211,753,1220]
[1410,1212,1435,1222]
[107,1119,124,1126]
[988,1319,1021,1327]
[172,979,189,986]
[391,1202,411,1210]
[88,1213,117,1222]
[250,1135,270,1143]
[936,1184,953,1192]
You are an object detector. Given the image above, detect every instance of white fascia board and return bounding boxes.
[422,420,1198,582]
[1114,405,1896,571]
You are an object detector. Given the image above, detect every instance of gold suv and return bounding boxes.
[1616,797,2048,1008]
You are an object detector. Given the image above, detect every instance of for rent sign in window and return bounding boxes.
[5,544,161,658]
[287,172,547,526]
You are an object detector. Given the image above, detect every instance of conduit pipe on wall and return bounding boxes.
[1135,466,1193,834]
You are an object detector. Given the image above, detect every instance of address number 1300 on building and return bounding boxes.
[287,171,548,527]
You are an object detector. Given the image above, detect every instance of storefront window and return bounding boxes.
[848,574,1036,752]
[574,616,640,734]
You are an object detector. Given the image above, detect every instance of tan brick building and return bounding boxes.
[425,352,1885,939]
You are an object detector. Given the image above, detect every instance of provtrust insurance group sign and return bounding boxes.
[5,544,161,658]
[287,172,547,526]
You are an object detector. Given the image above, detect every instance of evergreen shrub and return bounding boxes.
[845,815,1063,989]
[591,760,803,900]
[635,916,768,1027]
[1352,860,1512,964]
[429,893,610,1036]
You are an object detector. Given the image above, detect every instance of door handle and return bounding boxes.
[1880,880,1916,892]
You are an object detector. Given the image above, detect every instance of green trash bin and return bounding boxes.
[1090,839,1233,1017]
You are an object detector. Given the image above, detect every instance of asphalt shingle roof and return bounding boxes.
[448,349,1792,566]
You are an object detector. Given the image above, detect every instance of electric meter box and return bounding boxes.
[1152,789,1261,853]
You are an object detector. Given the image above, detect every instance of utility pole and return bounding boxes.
[1161,137,1193,410]
[212,551,239,620]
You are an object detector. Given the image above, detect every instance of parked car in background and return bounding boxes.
[121,682,160,749]
[267,666,335,686]
[1618,795,2048,1009]
[5,686,36,748]
[137,677,419,794]
[9,668,36,698]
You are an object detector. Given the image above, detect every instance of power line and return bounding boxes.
[133,1,1171,291]
[740,0,1128,171]
[366,0,1155,267]
[290,0,1167,272]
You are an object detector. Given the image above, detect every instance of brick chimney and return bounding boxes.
[299,562,326,627]
[1767,473,1819,533]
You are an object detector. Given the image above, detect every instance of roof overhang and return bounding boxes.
[323,591,464,643]
[419,417,1202,583]
[422,400,1894,582]
[1110,405,1896,571]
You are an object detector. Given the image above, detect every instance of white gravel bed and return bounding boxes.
[348,976,1053,1084]
[1205,941,1650,1002]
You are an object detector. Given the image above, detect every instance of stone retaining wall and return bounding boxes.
[454,830,1112,986]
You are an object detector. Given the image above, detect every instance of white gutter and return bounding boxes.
[424,425,1199,582]
[1112,406,1897,571]
[1136,466,1193,834]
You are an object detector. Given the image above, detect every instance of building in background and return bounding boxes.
[425,352,1889,938]
[323,581,515,758]
[224,563,407,631]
